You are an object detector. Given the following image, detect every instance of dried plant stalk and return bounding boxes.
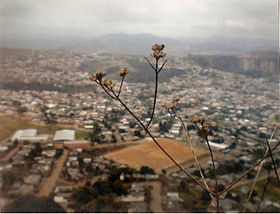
[89,44,280,212]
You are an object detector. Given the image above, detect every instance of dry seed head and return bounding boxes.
[190,115,200,123]
[101,79,115,89]
[198,116,206,123]
[210,121,217,127]
[100,71,107,77]
[151,44,166,60]
[161,103,176,110]
[158,44,165,51]
[89,74,97,82]
[119,67,129,77]
[174,96,180,102]
[152,44,159,51]
[108,80,115,89]
[95,71,107,82]
[272,121,280,127]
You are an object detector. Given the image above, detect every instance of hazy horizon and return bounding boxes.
[0,0,278,42]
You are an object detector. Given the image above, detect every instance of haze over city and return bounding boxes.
[0,0,278,49]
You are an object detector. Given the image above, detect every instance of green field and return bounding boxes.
[0,115,88,142]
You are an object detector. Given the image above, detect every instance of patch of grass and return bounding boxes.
[0,115,36,141]
[232,177,280,202]
[0,115,74,141]
[254,177,280,201]
[76,131,90,140]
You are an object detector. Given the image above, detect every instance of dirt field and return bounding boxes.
[105,138,206,172]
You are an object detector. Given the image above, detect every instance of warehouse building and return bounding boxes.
[11,129,49,143]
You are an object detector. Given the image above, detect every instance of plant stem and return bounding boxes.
[220,141,280,194]
[110,90,215,195]
[265,136,280,185]
[176,112,217,206]
[202,126,219,212]
[117,76,125,97]
[146,71,158,129]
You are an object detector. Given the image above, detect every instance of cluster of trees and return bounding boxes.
[71,166,134,212]
[88,122,103,144]
[159,119,174,134]
[4,195,65,212]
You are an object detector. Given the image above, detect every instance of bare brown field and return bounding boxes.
[105,138,206,172]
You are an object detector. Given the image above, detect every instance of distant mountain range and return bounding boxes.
[0,33,277,55]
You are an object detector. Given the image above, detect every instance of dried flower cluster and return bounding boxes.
[90,71,107,83]
[210,121,217,127]
[119,67,129,77]
[151,44,166,60]
[101,79,115,89]
[174,96,181,102]
[88,44,280,213]
[190,115,206,124]
[161,103,177,111]
[272,121,280,127]
[161,96,181,111]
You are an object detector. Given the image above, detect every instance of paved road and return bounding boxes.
[37,149,69,197]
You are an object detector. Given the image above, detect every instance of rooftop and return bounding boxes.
[53,129,75,141]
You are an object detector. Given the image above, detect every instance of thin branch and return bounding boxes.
[158,59,167,73]
[242,126,279,212]
[242,148,268,213]
[175,111,217,206]
[201,125,219,212]
[110,90,215,195]
[220,141,280,194]
[117,76,125,97]
[99,83,117,100]
[144,57,156,71]
[265,136,280,185]
[145,58,160,129]
[256,169,271,212]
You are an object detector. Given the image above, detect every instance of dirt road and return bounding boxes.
[0,144,20,163]
[37,149,69,197]
[139,181,163,213]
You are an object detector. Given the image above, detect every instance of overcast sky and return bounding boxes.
[0,0,278,40]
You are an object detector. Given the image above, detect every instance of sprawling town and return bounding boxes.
[0,49,279,212]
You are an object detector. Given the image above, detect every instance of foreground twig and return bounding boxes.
[89,44,280,212]
[110,89,214,194]
[242,127,278,212]
[265,136,280,185]
[175,111,217,206]
[256,169,271,212]
[201,124,219,212]
[220,141,280,195]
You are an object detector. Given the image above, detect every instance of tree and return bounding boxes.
[111,134,117,143]
[72,185,97,206]
[89,122,103,144]
[4,195,65,212]
[140,166,156,175]
[2,168,24,190]
[17,106,28,114]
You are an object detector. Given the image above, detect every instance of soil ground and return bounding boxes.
[105,138,206,172]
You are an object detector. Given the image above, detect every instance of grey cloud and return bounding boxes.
[0,0,278,40]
